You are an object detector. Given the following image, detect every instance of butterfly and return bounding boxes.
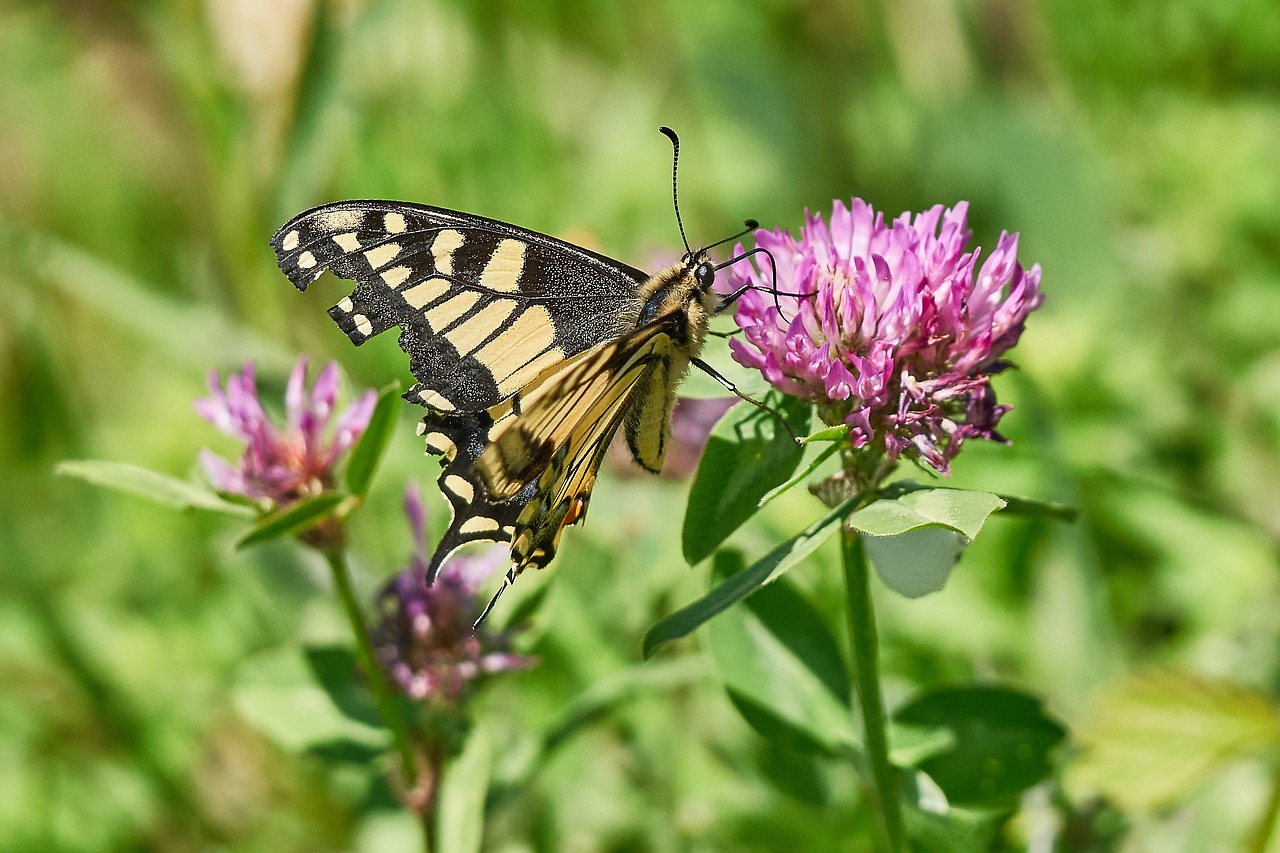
[270,128,766,617]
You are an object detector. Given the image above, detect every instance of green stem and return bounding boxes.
[1246,755,1280,853]
[842,528,906,853]
[322,547,418,790]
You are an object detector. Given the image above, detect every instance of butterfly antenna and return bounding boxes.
[659,127,693,256]
[705,219,759,253]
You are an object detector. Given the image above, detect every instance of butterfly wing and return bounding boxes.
[415,405,532,581]
[271,200,647,414]
[475,318,684,576]
[272,200,661,579]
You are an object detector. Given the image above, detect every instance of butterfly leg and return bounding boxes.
[690,357,801,444]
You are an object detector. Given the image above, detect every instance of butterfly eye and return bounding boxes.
[695,261,715,289]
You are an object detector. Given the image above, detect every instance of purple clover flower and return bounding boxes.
[374,486,536,705]
[728,199,1043,477]
[195,357,376,506]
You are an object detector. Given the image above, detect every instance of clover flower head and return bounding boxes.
[728,199,1043,476]
[194,357,376,506]
[374,485,537,705]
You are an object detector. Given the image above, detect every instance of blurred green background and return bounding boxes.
[3,0,1280,850]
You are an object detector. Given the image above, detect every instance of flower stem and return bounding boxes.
[842,527,906,852]
[322,547,418,790]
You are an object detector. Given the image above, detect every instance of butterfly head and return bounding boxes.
[687,251,716,294]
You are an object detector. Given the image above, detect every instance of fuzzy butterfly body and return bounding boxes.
[271,197,720,594]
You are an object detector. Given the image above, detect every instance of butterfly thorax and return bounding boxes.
[624,249,718,355]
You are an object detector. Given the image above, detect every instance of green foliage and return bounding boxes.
[682,393,812,564]
[55,460,256,518]
[436,724,491,853]
[849,488,1006,598]
[345,383,403,496]
[707,551,858,755]
[1067,670,1280,812]
[894,685,1066,806]
[231,645,387,755]
[236,491,349,548]
[8,0,1280,849]
[645,496,859,658]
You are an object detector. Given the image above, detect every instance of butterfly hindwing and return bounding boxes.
[475,319,683,574]
[271,201,649,414]
[413,321,678,580]
[416,407,533,581]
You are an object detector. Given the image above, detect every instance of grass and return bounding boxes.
[3,0,1280,850]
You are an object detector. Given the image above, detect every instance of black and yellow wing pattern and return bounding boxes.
[271,199,719,592]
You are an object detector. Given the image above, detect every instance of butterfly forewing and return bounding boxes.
[271,201,649,414]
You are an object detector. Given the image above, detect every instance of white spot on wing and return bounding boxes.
[384,212,407,233]
[314,209,364,232]
[432,229,465,275]
[381,266,412,288]
[298,251,317,269]
[418,389,456,411]
[424,292,481,330]
[479,239,526,293]
[402,279,449,309]
[444,475,475,502]
[460,517,501,535]
[364,243,400,270]
[336,296,354,313]
[282,230,300,251]
[472,305,559,389]
[353,314,373,337]
[334,232,361,252]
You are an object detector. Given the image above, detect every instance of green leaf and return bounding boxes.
[231,645,387,754]
[303,645,381,729]
[682,393,812,564]
[708,552,858,754]
[991,492,1077,521]
[435,724,491,853]
[644,496,858,659]
[850,488,1006,539]
[235,491,347,548]
[850,489,1006,598]
[889,721,958,767]
[864,528,968,598]
[903,799,997,853]
[344,383,401,497]
[894,685,1066,806]
[1066,669,1280,811]
[883,481,1076,523]
[55,459,256,518]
